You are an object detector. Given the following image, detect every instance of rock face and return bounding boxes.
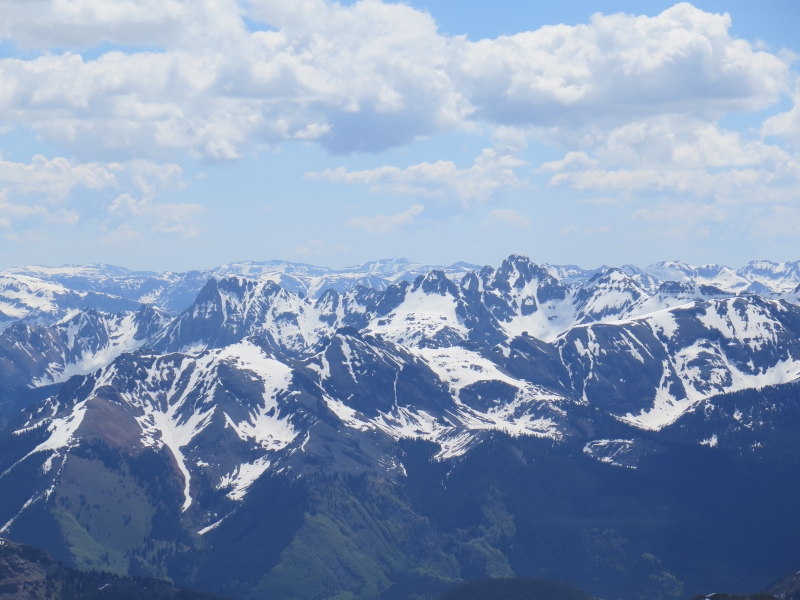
[2,254,800,600]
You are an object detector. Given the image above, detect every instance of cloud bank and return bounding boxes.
[0,0,798,249]
[0,0,793,159]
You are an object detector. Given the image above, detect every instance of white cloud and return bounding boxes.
[590,117,792,169]
[0,0,461,157]
[0,0,796,247]
[455,4,788,130]
[0,1,790,159]
[537,151,599,172]
[0,154,112,230]
[126,159,185,195]
[0,154,116,199]
[309,147,527,202]
[108,193,204,237]
[763,76,800,147]
[547,162,800,241]
[0,152,194,234]
[102,158,199,237]
[542,113,800,200]
[484,208,529,229]
[551,166,791,196]
[0,188,80,231]
[346,204,424,233]
[0,0,198,48]
[533,103,800,243]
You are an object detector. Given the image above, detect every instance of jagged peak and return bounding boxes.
[192,276,289,307]
[479,265,495,284]
[498,254,538,273]
[413,269,459,296]
[492,254,551,291]
[459,271,481,293]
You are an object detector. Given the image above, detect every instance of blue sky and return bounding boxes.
[0,0,798,271]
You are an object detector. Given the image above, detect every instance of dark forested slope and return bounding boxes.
[0,538,225,600]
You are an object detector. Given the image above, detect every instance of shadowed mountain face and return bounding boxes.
[691,596,777,600]
[436,577,596,600]
[768,567,800,600]
[2,255,800,599]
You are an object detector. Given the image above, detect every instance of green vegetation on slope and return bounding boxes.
[7,427,800,600]
[0,537,225,599]
[7,439,195,581]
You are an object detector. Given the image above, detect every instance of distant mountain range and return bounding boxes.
[2,255,800,600]
[5,256,800,325]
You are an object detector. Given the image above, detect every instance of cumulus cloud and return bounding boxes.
[590,117,792,169]
[0,189,78,230]
[763,76,800,147]
[108,193,204,237]
[537,151,599,172]
[0,154,113,231]
[455,5,788,130]
[542,113,800,201]
[529,94,800,243]
[0,1,790,159]
[309,147,527,202]
[0,0,797,247]
[0,154,116,199]
[533,114,793,192]
[0,0,195,48]
[0,151,198,235]
[550,165,797,197]
[346,204,424,233]
[103,160,200,237]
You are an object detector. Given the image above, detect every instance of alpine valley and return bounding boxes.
[2,255,800,600]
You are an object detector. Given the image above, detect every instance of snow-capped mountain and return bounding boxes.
[4,255,800,431]
[644,261,750,292]
[737,260,800,293]
[0,305,168,390]
[2,254,800,600]
[6,256,800,328]
[4,254,800,486]
[0,258,482,321]
[0,272,143,327]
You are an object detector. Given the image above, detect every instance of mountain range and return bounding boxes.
[2,255,800,600]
